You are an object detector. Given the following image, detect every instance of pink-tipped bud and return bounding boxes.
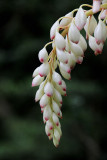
[68,22,80,43]
[60,62,71,74]
[52,71,62,85]
[32,75,44,87]
[55,31,66,50]
[43,105,52,121]
[50,20,59,40]
[38,48,48,63]
[59,67,71,80]
[32,67,39,77]
[40,94,49,108]
[76,56,83,64]
[53,88,62,104]
[35,88,44,102]
[60,12,73,27]
[38,62,50,77]
[66,52,76,68]
[52,100,60,116]
[70,41,84,57]
[52,113,59,126]
[61,80,67,91]
[92,0,101,13]
[44,82,53,97]
[54,129,61,142]
[56,48,68,64]
[53,136,59,147]
[75,7,87,30]
[78,34,87,52]
[45,124,53,137]
[94,20,107,44]
[46,120,53,130]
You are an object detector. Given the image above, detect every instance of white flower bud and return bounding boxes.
[53,136,59,147]
[52,113,59,126]
[50,20,59,40]
[89,35,104,55]
[39,62,50,77]
[84,16,97,36]
[40,94,49,108]
[61,80,67,91]
[53,81,66,96]
[52,71,62,85]
[76,56,83,64]
[35,87,44,102]
[39,80,46,89]
[75,7,87,30]
[44,82,53,97]
[66,52,76,68]
[54,129,61,142]
[78,34,87,52]
[52,100,60,116]
[94,20,107,44]
[92,0,101,13]
[45,123,53,136]
[60,12,73,26]
[70,41,84,57]
[56,48,68,64]
[43,105,52,121]
[32,67,39,77]
[46,120,53,130]
[53,88,62,104]
[38,48,48,63]
[68,22,80,43]
[65,36,71,53]
[60,62,71,73]
[55,31,66,50]
[32,75,44,87]
[100,9,107,19]
[59,67,71,80]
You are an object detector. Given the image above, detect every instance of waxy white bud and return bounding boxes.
[45,123,53,136]
[75,7,87,30]
[70,41,84,57]
[43,105,52,121]
[39,80,46,89]
[46,120,53,130]
[53,88,62,104]
[66,52,76,68]
[38,48,48,63]
[53,81,66,96]
[100,9,107,19]
[94,20,107,44]
[39,62,50,77]
[35,87,44,102]
[40,94,49,108]
[54,129,61,142]
[32,67,39,77]
[92,0,101,13]
[84,16,97,36]
[52,71,62,85]
[60,62,71,73]
[60,12,73,26]
[52,100,61,116]
[65,36,71,53]
[53,136,59,147]
[44,82,53,97]
[32,75,44,87]
[52,113,59,126]
[56,48,68,64]
[50,20,59,40]
[55,31,66,50]
[68,22,80,43]
[61,80,67,91]
[60,67,71,80]
[76,56,83,64]
[89,35,104,55]
[78,34,87,52]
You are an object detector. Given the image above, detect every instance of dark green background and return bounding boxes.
[0,0,107,160]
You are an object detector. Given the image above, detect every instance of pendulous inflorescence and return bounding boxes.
[32,0,107,147]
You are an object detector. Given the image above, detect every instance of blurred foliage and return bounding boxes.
[0,0,107,160]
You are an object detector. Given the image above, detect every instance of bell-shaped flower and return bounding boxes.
[75,7,87,30]
[50,20,59,40]
[53,88,62,104]
[44,82,53,97]
[38,62,50,77]
[56,48,68,64]
[38,47,48,63]
[60,12,73,26]
[52,100,60,116]
[59,67,71,80]
[60,62,71,73]
[52,113,59,126]
[68,22,80,43]
[32,75,44,87]
[89,35,104,55]
[35,87,44,102]
[84,16,97,36]
[92,0,101,13]
[43,105,52,121]
[94,20,107,44]
[52,71,62,85]
[40,94,49,108]
[78,34,87,52]
[32,67,39,77]
[46,120,53,130]
[70,41,84,57]
[55,31,66,50]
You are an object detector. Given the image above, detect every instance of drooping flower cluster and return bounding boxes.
[32,0,107,147]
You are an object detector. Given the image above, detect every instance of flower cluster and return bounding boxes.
[32,0,107,147]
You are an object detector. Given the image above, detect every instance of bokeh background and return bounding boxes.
[0,0,107,160]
